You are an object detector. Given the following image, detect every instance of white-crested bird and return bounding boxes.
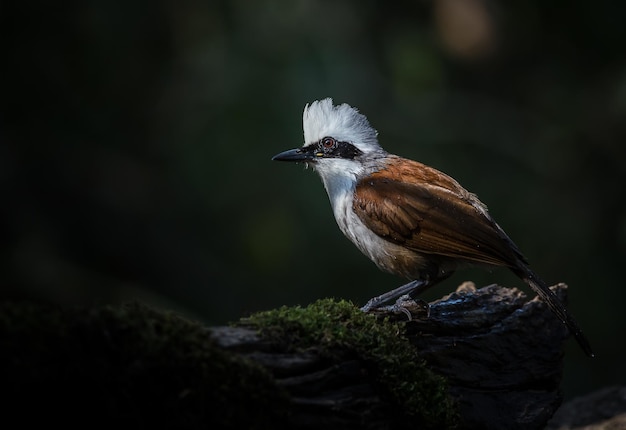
[272,98,593,357]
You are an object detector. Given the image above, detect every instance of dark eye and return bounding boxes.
[321,137,336,149]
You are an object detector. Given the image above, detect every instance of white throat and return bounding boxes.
[313,157,394,272]
[315,159,361,207]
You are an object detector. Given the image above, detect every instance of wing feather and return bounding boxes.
[353,158,525,267]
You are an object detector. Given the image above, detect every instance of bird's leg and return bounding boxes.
[360,279,430,313]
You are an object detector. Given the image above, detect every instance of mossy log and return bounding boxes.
[0,283,571,429]
[220,282,569,430]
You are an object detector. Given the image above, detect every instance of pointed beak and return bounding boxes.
[271,148,314,162]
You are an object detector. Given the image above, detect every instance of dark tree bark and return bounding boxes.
[547,386,626,429]
[212,282,571,430]
[0,282,573,429]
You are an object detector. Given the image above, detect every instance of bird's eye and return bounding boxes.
[321,137,336,149]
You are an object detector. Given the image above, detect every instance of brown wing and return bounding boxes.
[353,158,526,267]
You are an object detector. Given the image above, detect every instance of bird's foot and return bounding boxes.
[361,294,430,321]
[361,280,428,312]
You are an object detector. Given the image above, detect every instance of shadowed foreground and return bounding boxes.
[1,283,587,429]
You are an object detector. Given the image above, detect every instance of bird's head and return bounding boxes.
[272,99,386,183]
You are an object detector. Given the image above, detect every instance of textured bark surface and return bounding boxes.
[547,386,626,430]
[212,282,571,429]
[404,282,569,429]
[209,326,409,429]
[0,283,575,429]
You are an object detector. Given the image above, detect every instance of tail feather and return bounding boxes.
[513,266,594,358]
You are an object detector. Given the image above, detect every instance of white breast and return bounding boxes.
[319,164,405,276]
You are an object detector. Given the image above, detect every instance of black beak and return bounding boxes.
[271,148,314,162]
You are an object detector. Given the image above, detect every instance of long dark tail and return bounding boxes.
[512,265,594,357]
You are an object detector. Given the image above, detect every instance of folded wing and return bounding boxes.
[353,158,526,268]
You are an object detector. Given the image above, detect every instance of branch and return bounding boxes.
[214,282,570,429]
[0,282,571,429]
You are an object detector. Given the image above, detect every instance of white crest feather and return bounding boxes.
[302,98,381,154]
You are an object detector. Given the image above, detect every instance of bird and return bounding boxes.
[272,98,593,357]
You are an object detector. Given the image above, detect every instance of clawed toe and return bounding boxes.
[361,294,430,320]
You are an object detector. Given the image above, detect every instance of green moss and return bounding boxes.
[242,298,459,428]
[1,299,458,428]
[0,301,287,429]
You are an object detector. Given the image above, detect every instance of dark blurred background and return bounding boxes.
[2,0,624,400]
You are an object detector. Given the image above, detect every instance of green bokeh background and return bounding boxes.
[3,0,625,400]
